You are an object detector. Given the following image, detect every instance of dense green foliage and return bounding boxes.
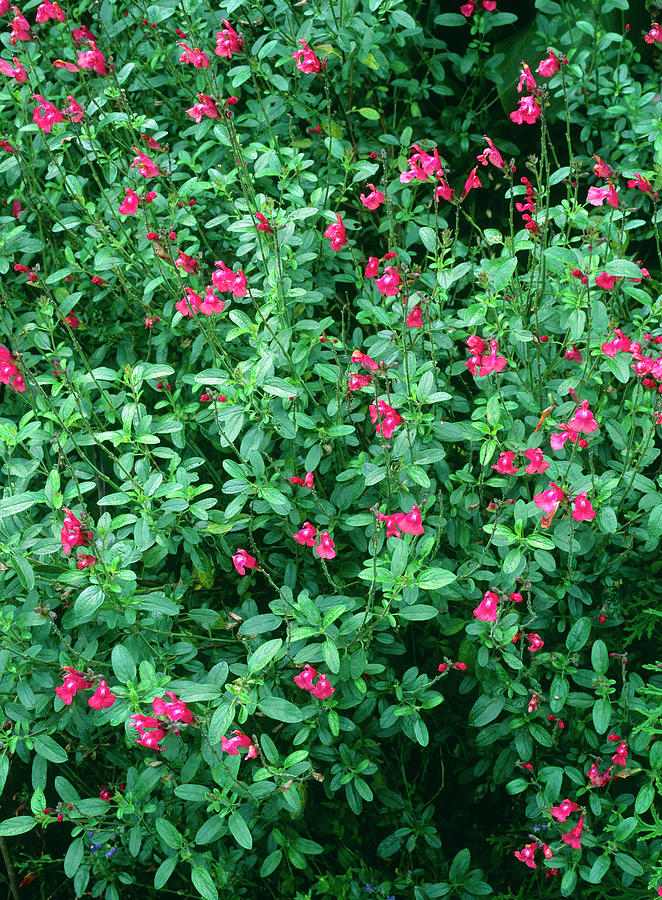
[1,0,662,898]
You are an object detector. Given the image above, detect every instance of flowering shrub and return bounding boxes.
[1,0,662,899]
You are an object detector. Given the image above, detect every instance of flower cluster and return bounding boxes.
[292,523,336,559]
[54,667,116,709]
[369,399,403,439]
[0,344,25,392]
[510,62,542,125]
[221,730,258,758]
[293,664,335,699]
[130,692,194,751]
[378,504,424,538]
[465,336,507,376]
[60,508,93,557]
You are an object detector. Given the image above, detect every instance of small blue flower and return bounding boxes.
[533,825,540,832]
[364,885,375,893]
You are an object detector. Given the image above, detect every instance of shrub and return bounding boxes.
[1,1,662,899]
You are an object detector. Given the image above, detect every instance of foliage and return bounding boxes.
[1,0,662,898]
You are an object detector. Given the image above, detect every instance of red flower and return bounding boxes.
[473,590,499,622]
[294,664,318,690]
[514,843,537,869]
[88,680,116,710]
[60,508,92,556]
[523,448,549,474]
[369,399,403,439]
[533,482,564,514]
[175,251,199,274]
[77,43,108,75]
[215,20,243,58]
[536,49,560,77]
[292,39,325,74]
[130,148,162,178]
[567,399,598,434]
[55,666,92,705]
[232,549,258,575]
[510,96,541,125]
[324,214,347,251]
[293,522,318,547]
[360,184,385,210]
[315,532,336,559]
[461,166,482,200]
[561,815,584,850]
[476,136,505,170]
[365,256,380,278]
[572,492,596,522]
[186,93,219,123]
[119,188,140,215]
[492,451,519,474]
[36,1,65,22]
[526,633,544,652]
[311,674,335,699]
[551,799,580,822]
[375,266,401,296]
[178,42,210,68]
[406,305,423,328]
[32,94,63,133]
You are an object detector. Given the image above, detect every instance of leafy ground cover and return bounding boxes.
[1,0,662,898]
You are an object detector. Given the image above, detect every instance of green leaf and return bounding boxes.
[263,377,299,398]
[33,735,68,763]
[248,638,283,673]
[64,838,84,878]
[111,644,136,683]
[588,855,610,884]
[154,856,178,890]
[0,816,35,836]
[566,617,591,651]
[258,697,304,723]
[156,818,183,849]
[597,506,617,534]
[357,107,380,120]
[398,604,439,621]
[0,492,42,518]
[604,259,644,278]
[591,640,608,675]
[560,869,577,897]
[322,639,340,674]
[417,568,456,590]
[529,723,554,747]
[449,848,471,879]
[207,702,235,746]
[612,817,637,842]
[228,812,252,849]
[260,850,282,877]
[634,782,655,815]
[191,865,219,900]
[549,675,569,713]
[469,695,505,727]
[614,853,643,876]
[592,697,611,735]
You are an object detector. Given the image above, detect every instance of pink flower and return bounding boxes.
[551,799,581,822]
[255,213,272,232]
[178,42,209,67]
[294,664,318,690]
[63,95,84,123]
[315,532,336,559]
[627,173,654,196]
[571,492,596,522]
[473,590,499,622]
[293,522,318,547]
[134,727,167,751]
[32,95,63,133]
[595,273,618,290]
[36,1,65,22]
[352,350,379,371]
[536,49,560,77]
[130,148,161,178]
[526,633,544,652]
[461,166,482,200]
[76,554,98,569]
[232,549,258,575]
[175,287,202,317]
[152,691,194,724]
[175,250,199,274]
[0,55,27,82]
[434,177,455,203]
[119,188,140,215]
[510,96,541,125]
[311,674,335,699]
[391,505,424,535]
[593,155,611,178]
[376,266,401,296]
[514,843,537,869]
[587,182,619,207]
[509,592,523,603]
[533,482,564,513]
[523,448,549,474]
[365,256,380,278]
[221,730,258,758]
[460,1,475,15]
[644,22,662,44]
[528,693,539,712]
[212,260,247,297]
[186,93,219,123]
[292,39,325,74]
[587,761,612,787]
[88,680,116,710]
[369,399,403,439]
[349,372,371,391]
[60,508,92,556]
[492,451,519,474]
[324,214,347,251]
[77,43,108,75]
[401,144,444,183]
[565,343,583,362]
[55,666,92,705]
[478,340,507,376]
[476,136,505,170]
[200,285,226,315]
[561,815,584,850]
[406,305,423,328]
[215,20,243,58]
[9,7,32,43]
[567,399,598,434]
[360,184,385,210]
[517,62,537,94]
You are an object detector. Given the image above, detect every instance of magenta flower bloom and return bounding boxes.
[315,532,336,559]
[360,184,385,210]
[523,448,549,474]
[294,664,318,690]
[232,549,258,575]
[572,492,596,522]
[492,451,519,474]
[473,590,499,622]
[551,799,581,822]
[561,815,584,850]
[88,680,116,710]
[311,674,335,699]
[375,265,401,296]
[293,522,318,547]
[567,400,598,434]
[324,214,347,251]
[533,482,564,513]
